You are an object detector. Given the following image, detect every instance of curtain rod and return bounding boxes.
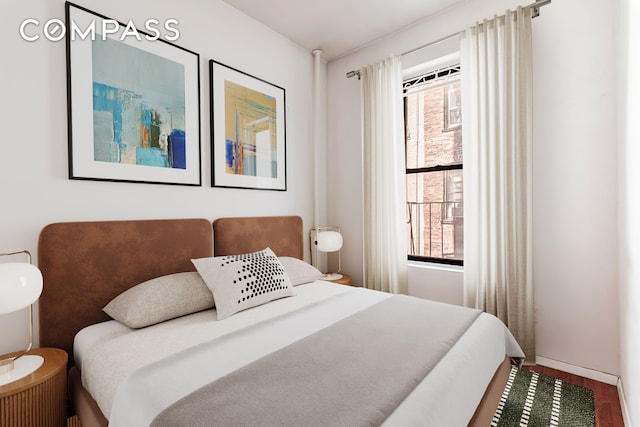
[346,0,550,79]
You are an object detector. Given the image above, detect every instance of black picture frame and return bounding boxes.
[210,60,287,191]
[66,2,202,186]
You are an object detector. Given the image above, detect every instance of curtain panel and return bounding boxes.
[460,6,535,360]
[361,56,408,294]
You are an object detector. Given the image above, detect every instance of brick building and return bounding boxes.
[405,77,463,261]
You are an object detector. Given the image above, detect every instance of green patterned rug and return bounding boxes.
[491,366,595,427]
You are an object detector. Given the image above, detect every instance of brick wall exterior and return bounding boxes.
[406,80,463,260]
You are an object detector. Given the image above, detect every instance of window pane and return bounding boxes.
[405,79,462,169]
[407,170,463,261]
[446,84,462,129]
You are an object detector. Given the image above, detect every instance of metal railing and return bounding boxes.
[407,201,464,261]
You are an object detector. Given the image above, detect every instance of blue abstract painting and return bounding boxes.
[91,38,186,169]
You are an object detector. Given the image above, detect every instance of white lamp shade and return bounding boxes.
[0,263,43,314]
[316,230,343,253]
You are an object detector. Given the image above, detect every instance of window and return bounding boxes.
[446,84,462,129]
[404,66,463,265]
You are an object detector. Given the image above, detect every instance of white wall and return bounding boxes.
[618,0,639,424]
[327,0,619,377]
[0,0,317,355]
[407,262,462,305]
[532,0,618,377]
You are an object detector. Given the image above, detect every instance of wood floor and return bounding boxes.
[524,365,625,427]
[67,366,625,427]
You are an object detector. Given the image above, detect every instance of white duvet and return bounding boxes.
[74,282,523,427]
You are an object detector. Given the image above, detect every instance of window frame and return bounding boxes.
[404,66,463,267]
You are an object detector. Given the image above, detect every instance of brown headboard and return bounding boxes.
[214,216,304,259]
[38,218,213,366]
[37,215,304,367]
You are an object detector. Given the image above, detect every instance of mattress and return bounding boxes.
[74,281,523,426]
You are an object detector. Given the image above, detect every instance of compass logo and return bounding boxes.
[19,18,180,42]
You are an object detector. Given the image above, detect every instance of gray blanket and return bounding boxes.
[151,295,481,427]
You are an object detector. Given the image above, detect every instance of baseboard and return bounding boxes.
[617,379,631,427]
[535,356,618,386]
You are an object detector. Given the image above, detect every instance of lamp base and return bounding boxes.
[0,355,44,386]
[322,273,343,281]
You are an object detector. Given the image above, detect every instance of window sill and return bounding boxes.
[408,260,463,273]
[442,125,461,133]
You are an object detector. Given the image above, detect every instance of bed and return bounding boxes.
[37,216,523,427]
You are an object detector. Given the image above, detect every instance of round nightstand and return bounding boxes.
[327,273,352,286]
[0,348,67,427]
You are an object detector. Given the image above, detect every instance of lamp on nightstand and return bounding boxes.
[310,227,343,281]
[0,250,44,386]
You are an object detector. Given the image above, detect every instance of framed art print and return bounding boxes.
[66,2,201,186]
[210,60,286,191]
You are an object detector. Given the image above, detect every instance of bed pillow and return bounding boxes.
[103,272,214,328]
[278,257,323,285]
[192,248,294,320]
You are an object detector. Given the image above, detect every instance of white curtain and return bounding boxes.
[460,6,535,359]
[361,56,408,294]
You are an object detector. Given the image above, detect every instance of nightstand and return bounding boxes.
[0,348,67,427]
[327,273,352,286]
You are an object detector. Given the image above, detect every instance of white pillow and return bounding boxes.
[192,248,295,320]
[278,257,323,285]
[103,272,214,328]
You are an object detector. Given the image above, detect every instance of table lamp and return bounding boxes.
[0,250,44,386]
[310,227,343,281]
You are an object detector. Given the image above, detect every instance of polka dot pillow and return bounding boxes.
[192,248,294,320]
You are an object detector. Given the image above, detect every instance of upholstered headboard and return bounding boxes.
[214,215,304,259]
[37,215,304,367]
[38,218,213,366]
